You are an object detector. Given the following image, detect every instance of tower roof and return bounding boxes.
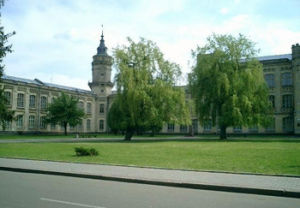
[97,29,108,55]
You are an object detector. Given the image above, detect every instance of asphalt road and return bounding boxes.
[0,170,299,208]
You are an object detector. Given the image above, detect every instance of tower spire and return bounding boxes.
[97,25,107,55]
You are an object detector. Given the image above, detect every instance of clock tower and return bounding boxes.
[88,30,113,96]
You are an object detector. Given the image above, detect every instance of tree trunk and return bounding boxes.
[220,125,227,140]
[124,129,134,141]
[189,125,194,136]
[150,129,155,137]
[64,123,67,136]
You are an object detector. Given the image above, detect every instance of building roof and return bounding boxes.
[256,54,292,61]
[2,75,93,95]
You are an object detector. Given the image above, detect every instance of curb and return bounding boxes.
[1,166,299,199]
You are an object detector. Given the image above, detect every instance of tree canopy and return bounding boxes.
[108,37,190,140]
[0,89,13,130]
[45,92,85,135]
[188,33,272,139]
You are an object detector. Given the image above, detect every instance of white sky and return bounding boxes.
[2,0,300,89]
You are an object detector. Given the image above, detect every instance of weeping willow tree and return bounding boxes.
[108,38,190,140]
[189,34,272,139]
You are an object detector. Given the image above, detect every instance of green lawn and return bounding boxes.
[0,138,299,176]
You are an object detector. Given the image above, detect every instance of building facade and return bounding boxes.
[1,34,299,135]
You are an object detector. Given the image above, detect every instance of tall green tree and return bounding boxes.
[45,93,85,135]
[108,37,190,140]
[189,34,271,139]
[0,89,13,130]
[0,1,15,130]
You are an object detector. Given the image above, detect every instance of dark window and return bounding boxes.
[203,120,212,131]
[248,125,258,133]
[233,126,242,133]
[269,95,275,108]
[266,117,275,132]
[167,123,174,133]
[264,74,275,88]
[180,125,187,133]
[192,119,198,133]
[40,116,47,129]
[79,101,84,110]
[78,120,83,131]
[29,95,36,108]
[29,115,35,129]
[282,117,293,132]
[17,93,24,108]
[99,120,104,130]
[281,72,292,87]
[282,95,293,108]
[99,104,104,113]
[16,115,23,128]
[87,119,91,131]
[3,120,12,130]
[41,96,47,109]
[51,123,56,130]
[87,103,91,114]
[4,91,11,105]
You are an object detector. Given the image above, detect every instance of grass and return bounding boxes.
[0,138,300,176]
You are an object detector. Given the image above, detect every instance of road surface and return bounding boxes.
[0,170,299,208]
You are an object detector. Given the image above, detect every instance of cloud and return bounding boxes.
[1,0,299,88]
[220,8,229,15]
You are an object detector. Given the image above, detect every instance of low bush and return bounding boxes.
[75,147,99,156]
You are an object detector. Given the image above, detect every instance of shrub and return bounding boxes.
[89,148,98,156]
[75,147,99,156]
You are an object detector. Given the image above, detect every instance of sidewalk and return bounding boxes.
[0,158,300,198]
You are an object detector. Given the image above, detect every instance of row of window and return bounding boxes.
[167,117,293,132]
[72,102,106,114]
[79,102,105,114]
[5,116,105,131]
[4,92,48,109]
[269,94,293,108]
[4,92,106,114]
[13,115,47,129]
[264,72,293,88]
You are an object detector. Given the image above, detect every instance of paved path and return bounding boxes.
[0,158,299,198]
[0,136,212,143]
[1,136,299,143]
[0,137,123,143]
